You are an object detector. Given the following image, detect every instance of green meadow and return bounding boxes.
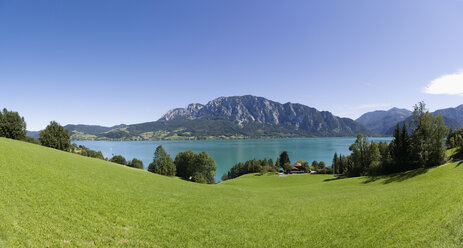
[1,137,463,247]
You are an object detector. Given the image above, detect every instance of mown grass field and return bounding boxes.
[1,137,463,247]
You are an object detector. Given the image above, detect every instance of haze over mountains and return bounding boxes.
[26,96,463,140]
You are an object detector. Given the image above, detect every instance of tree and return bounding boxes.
[378,141,391,172]
[409,102,448,168]
[39,121,70,151]
[456,134,463,155]
[365,142,382,176]
[297,160,310,173]
[389,123,411,173]
[192,152,217,184]
[268,158,274,167]
[174,150,217,184]
[279,151,290,166]
[110,155,127,165]
[332,152,338,174]
[174,150,196,179]
[348,134,372,176]
[337,155,350,175]
[148,145,175,176]
[282,163,292,174]
[275,158,281,171]
[128,158,144,169]
[0,108,27,140]
[279,151,291,173]
[447,128,463,149]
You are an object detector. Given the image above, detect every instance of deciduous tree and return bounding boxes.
[0,108,27,140]
[149,145,175,176]
[39,121,70,151]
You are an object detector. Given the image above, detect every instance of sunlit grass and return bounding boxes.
[1,137,462,247]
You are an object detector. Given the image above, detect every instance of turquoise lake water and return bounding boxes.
[73,137,393,182]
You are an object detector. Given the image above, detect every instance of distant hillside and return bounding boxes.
[356,108,412,135]
[359,105,463,136]
[384,115,462,135]
[63,124,126,139]
[62,95,373,140]
[64,124,126,135]
[27,124,126,140]
[26,130,40,139]
[433,105,463,124]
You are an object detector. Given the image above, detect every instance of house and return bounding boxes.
[290,162,306,174]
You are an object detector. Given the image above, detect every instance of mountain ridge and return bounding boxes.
[356,108,412,135]
[358,105,463,135]
[30,95,374,140]
[156,95,372,137]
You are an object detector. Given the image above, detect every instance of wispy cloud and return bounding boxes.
[424,70,463,95]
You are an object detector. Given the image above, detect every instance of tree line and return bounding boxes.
[147,145,217,184]
[221,151,331,181]
[109,145,218,184]
[108,155,144,169]
[332,102,449,177]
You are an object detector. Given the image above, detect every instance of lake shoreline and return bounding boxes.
[73,137,393,182]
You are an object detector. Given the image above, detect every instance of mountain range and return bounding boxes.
[357,104,463,135]
[28,95,371,140]
[26,96,463,140]
[356,108,412,135]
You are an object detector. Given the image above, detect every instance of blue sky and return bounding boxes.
[1,0,463,131]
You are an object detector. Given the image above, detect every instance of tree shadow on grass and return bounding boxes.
[455,161,463,167]
[324,175,347,182]
[362,168,428,184]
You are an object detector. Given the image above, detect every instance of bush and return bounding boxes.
[22,136,40,145]
[223,158,277,180]
[73,145,105,160]
[110,155,127,165]
[128,158,144,169]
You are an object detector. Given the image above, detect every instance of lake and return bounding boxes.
[73,137,393,182]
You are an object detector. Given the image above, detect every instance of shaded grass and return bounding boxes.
[362,168,428,184]
[1,137,463,247]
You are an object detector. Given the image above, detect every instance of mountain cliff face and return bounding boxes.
[36,95,374,140]
[159,95,372,137]
[161,103,204,121]
[356,108,412,135]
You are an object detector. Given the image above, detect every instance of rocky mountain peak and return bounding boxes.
[158,95,372,136]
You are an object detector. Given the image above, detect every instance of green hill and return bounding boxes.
[1,137,463,247]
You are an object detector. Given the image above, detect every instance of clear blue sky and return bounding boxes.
[1,0,463,131]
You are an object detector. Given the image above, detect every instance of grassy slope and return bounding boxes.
[1,138,463,247]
